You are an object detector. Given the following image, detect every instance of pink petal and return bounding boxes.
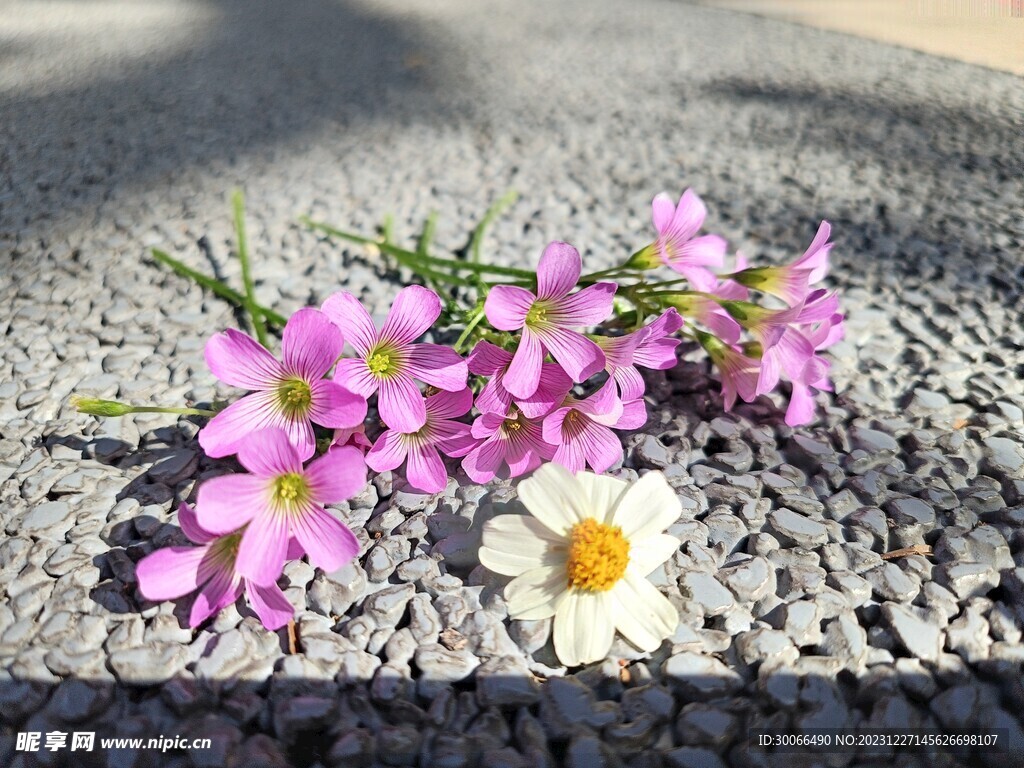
[380,285,442,346]
[462,437,504,484]
[189,568,243,627]
[631,336,679,370]
[281,308,345,381]
[542,406,571,446]
[669,264,719,289]
[136,547,207,601]
[333,358,379,398]
[552,440,586,473]
[321,291,379,356]
[536,241,582,300]
[467,340,511,376]
[795,221,832,284]
[406,344,468,391]
[236,511,289,586]
[290,505,359,573]
[615,399,648,430]
[651,193,676,235]
[675,234,727,268]
[774,329,816,381]
[196,474,269,535]
[425,387,474,420]
[280,416,317,463]
[474,376,513,416]
[504,329,544,399]
[204,328,286,390]
[285,537,306,560]
[703,311,743,346]
[246,581,295,631]
[575,378,622,423]
[405,444,448,493]
[548,282,616,327]
[177,502,215,545]
[433,421,476,458]
[305,445,367,503]
[484,285,535,331]
[197,390,286,459]
[236,428,304,477]
[534,326,605,383]
[797,290,840,323]
[758,348,782,396]
[785,381,818,427]
[505,437,547,478]
[578,421,622,474]
[668,188,707,242]
[377,375,427,432]
[470,412,505,440]
[366,429,408,472]
[516,362,573,419]
[613,365,646,401]
[309,379,367,429]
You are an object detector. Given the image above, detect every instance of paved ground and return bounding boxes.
[1,1,1023,766]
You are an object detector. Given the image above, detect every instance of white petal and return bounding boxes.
[627,534,681,576]
[611,471,681,541]
[479,515,568,577]
[575,472,629,524]
[553,590,614,667]
[505,566,567,620]
[610,571,678,652]
[517,463,591,536]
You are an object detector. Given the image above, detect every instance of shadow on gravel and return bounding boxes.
[0,0,468,229]
[1,661,1020,765]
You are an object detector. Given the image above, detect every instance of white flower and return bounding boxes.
[479,463,681,667]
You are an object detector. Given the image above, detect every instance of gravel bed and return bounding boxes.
[2,1,1023,766]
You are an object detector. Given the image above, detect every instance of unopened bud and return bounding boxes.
[71,396,133,417]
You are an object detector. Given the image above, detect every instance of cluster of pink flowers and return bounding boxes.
[134,187,844,630]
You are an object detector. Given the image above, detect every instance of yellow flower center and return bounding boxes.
[565,518,630,592]
[525,303,548,326]
[500,408,524,437]
[272,473,309,510]
[277,378,312,418]
[368,352,391,375]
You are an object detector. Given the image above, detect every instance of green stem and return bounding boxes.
[470,189,518,264]
[453,306,488,353]
[417,211,439,257]
[232,190,268,347]
[302,217,535,280]
[150,249,287,327]
[72,396,218,418]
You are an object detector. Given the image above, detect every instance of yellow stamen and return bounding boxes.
[277,379,312,418]
[566,518,630,592]
[272,473,308,510]
[525,304,548,326]
[368,352,391,375]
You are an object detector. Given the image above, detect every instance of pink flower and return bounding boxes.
[136,503,299,630]
[730,221,833,307]
[366,388,476,493]
[697,330,761,411]
[596,309,684,399]
[199,308,368,461]
[542,380,647,474]
[638,190,727,284]
[757,290,844,426]
[467,340,572,419]
[196,429,365,586]
[484,242,616,399]
[322,286,468,433]
[461,407,555,483]
[331,425,373,454]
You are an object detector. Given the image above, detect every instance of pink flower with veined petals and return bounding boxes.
[730,221,833,307]
[642,190,727,285]
[136,503,302,630]
[697,330,761,411]
[331,425,373,454]
[199,308,368,461]
[756,289,844,426]
[542,380,647,474]
[322,285,468,433]
[366,388,476,494]
[461,407,555,483]
[195,429,365,586]
[484,242,616,399]
[467,340,572,419]
[595,309,684,400]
